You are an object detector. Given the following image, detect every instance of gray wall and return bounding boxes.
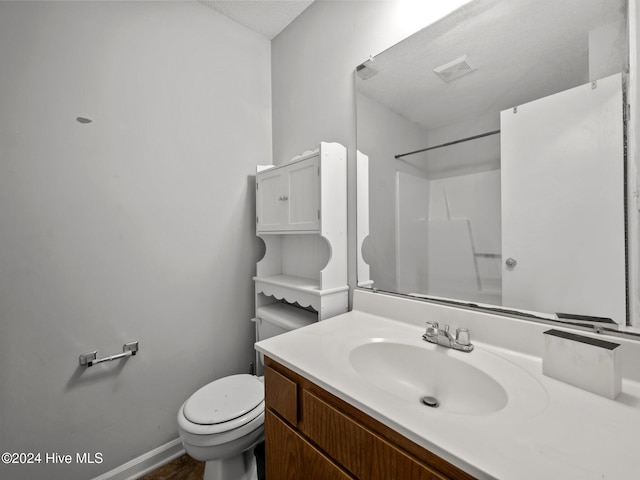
[0,1,270,478]
[356,93,431,292]
[271,0,424,301]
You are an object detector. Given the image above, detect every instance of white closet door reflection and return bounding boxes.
[501,73,626,324]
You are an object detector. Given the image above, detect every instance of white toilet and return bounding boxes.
[177,305,316,480]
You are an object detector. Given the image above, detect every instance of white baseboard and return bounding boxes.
[92,438,185,480]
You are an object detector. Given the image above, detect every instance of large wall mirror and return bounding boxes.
[356,0,637,330]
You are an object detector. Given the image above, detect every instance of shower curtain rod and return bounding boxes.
[395,129,501,160]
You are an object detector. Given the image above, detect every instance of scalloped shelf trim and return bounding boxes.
[254,275,348,309]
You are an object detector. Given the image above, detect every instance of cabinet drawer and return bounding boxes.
[301,390,450,480]
[264,364,298,425]
[266,410,353,480]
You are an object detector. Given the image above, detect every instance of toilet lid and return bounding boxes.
[183,374,264,425]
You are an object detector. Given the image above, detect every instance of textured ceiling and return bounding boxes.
[357,0,627,132]
[198,0,315,39]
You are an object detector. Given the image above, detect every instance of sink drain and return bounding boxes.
[420,396,439,408]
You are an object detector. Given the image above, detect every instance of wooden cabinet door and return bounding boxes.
[266,410,353,480]
[301,390,449,480]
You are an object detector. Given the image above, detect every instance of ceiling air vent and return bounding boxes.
[434,55,475,82]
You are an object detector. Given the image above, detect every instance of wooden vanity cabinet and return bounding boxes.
[264,357,476,480]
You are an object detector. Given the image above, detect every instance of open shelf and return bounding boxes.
[256,303,317,329]
[254,274,349,296]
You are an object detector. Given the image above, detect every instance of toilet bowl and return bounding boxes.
[177,374,265,480]
[178,306,316,479]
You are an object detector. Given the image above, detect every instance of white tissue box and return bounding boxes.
[542,329,621,399]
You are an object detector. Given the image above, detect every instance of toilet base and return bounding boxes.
[203,449,257,480]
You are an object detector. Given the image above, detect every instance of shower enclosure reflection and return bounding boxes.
[356,0,631,326]
[394,130,502,306]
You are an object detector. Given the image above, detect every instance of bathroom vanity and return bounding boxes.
[256,289,640,479]
[264,356,473,479]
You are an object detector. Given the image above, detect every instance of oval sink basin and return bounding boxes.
[349,342,509,415]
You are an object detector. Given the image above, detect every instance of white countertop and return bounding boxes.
[255,290,640,480]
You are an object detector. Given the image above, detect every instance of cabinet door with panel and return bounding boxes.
[256,155,320,233]
[285,155,320,231]
[266,411,353,480]
[256,167,286,232]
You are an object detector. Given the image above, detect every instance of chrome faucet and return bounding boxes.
[422,322,474,352]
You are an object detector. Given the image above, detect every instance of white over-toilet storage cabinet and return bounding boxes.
[253,142,348,368]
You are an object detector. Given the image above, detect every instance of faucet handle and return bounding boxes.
[425,321,438,336]
[455,328,471,346]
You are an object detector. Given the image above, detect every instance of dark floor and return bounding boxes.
[139,454,205,480]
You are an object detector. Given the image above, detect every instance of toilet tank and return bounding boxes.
[254,304,316,370]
